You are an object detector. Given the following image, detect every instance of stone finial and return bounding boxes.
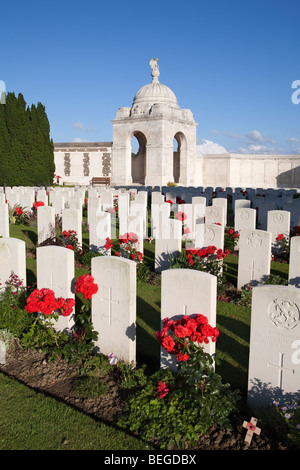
[149,58,160,83]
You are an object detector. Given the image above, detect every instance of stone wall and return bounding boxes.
[196,153,300,189]
[54,142,112,185]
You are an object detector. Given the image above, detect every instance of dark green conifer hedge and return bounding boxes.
[0,92,55,186]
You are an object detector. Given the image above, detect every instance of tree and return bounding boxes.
[0,92,55,186]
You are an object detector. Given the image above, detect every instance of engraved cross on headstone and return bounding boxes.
[100,287,119,325]
[267,352,295,390]
[246,260,260,281]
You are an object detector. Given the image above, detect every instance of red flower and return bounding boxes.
[166,199,173,205]
[75,274,98,299]
[105,237,113,250]
[14,207,23,215]
[25,288,75,317]
[161,335,176,353]
[176,352,189,362]
[228,228,234,236]
[176,211,187,221]
[157,381,169,398]
[174,324,189,338]
[276,233,284,241]
[33,201,45,210]
[66,245,73,250]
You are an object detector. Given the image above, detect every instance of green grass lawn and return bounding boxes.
[0,218,290,449]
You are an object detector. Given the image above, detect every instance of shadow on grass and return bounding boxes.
[216,312,250,398]
[136,285,161,373]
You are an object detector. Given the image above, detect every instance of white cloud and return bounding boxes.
[237,143,276,154]
[72,121,96,133]
[196,139,228,154]
[72,137,87,142]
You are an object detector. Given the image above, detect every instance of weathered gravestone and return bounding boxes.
[212,197,227,226]
[234,207,256,250]
[155,218,182,273]
[151,202,171,239]
[89,210,111,253]
[288,236,300,288]
[62,208,82,247]
[247,285,300,410]
[91,256,136,363]
[205,205,225,227]
[36,246,75,332]
[237,229,271,290]
[37,205,56,244]
[0,237,26,288]
[160,269,217,370]
[267,210,290,251]
[87,196,102,227]
[234,207,256,233]
[195,223,224,250]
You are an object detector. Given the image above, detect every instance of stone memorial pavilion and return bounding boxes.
[54,59,300,189]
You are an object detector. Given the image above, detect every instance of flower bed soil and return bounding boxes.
[0,340,291,451]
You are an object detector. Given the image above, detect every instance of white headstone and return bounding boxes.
[195,223,224,251]
[62,208,82,247]
[0,204,9,238]
[288,236,300,288]
[151,202,171,239]
[91,256,136,363]
[248,285,300,409]
[37,205,56,244]
[212,197,227,226]
[155,219,182,273]
[161,269,217,370]
[237,229,272,290]
[36,245,75,332]
[205,205,225,227]
[267,210,291,250]
[89,210,111,253]
[0,237,26,288]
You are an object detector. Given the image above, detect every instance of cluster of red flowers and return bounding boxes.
[118,233,143,262]
[157,381,169,399]
[33,201,45,210]
[14,207,23,216]
[166,199,173,205]
[25,288,75,316]
[119,232,138,244]
[75,274,98,299]
[176,197,186,204]
[104,237,113,250]
[276,233,285,241]
[227,228,239,238]
[156,314,219,363]
[176,211,187,221]
[62,230,77,240]
[186,246,229,265]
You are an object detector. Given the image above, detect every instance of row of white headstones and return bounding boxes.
[0,185,299,410]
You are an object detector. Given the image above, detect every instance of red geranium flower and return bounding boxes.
[75,274,98,299]
[176,211,187,221]
[157,381,169,398]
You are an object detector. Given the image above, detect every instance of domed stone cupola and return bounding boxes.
[132,58,179,112]
[111,59,197,187]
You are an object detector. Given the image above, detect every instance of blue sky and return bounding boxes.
[1,0,300,154]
